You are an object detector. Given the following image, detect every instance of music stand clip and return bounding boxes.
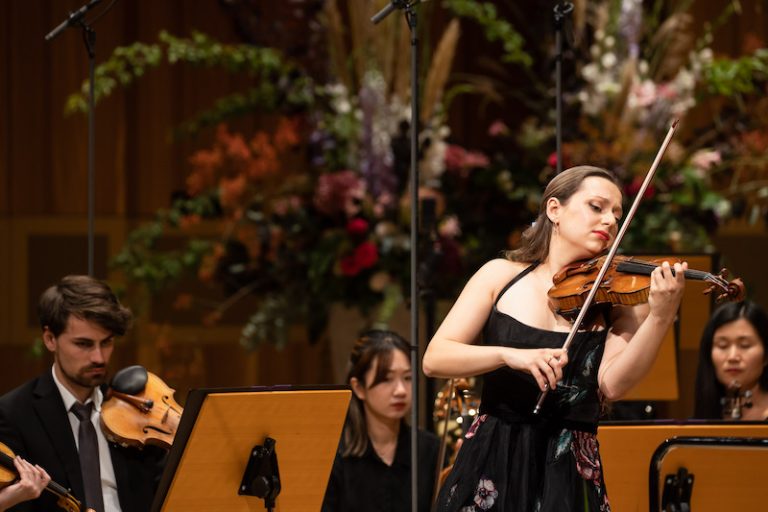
[238,437,281,511]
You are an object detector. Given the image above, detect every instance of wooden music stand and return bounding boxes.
[599,421,768,511]
[151,385,351,512]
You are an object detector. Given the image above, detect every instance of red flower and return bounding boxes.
[339,255,361,276]
[346,218,369,236]
[625,176,656,199]
[355,242,378,269]
[339,242,379,276]
[547,151,572,170]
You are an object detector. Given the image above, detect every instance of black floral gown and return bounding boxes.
[435,263,611,512]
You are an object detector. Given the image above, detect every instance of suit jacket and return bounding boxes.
[0,370,165,512]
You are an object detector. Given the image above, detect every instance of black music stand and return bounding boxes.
[151,385,350,512]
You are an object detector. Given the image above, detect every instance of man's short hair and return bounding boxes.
[37,275,133,337]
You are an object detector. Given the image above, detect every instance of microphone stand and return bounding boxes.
[45,0,103,277]
[371,3,423,511]
[553,2,573,175]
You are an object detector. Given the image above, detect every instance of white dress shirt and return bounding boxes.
[52,366,122,512]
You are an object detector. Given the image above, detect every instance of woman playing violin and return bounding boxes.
[0,457,50,512]
[423,166,687,512]
[694,300,768,421]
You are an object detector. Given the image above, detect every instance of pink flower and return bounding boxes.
[488,120,510,137]
[690,149,721,171]
[630,79,658,108]
[465,414,487,439]
[314,170,365,217]
[445,144,489,175]
[438,216,461,239]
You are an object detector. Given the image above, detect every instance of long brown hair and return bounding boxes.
[506,166,620,263]
[341,330,410,457]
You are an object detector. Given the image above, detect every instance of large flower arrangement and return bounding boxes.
[87,4,499,349]
[68,0,767,349]
[452,0,767,255]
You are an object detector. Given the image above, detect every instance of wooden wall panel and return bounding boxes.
[0,1,9,215]
[8,0,50,215]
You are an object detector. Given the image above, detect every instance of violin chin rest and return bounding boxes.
[110,365,148,395]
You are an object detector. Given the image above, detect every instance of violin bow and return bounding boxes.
[533,119,680,415]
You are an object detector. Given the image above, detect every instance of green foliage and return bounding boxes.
[702,49,768,97]
[65,31,313,134]
[110,194,218,294]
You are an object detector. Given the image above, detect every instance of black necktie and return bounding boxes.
[71,401,104,512]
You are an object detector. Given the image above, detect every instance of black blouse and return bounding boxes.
[321,424,440,512]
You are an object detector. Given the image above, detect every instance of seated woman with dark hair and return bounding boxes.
[694,300,768,420]
[322,330,440,512]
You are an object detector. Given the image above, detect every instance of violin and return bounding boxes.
[0,441,83,512]
[721,380,753,420]
[100,366,183,451]
[547,255,746,322]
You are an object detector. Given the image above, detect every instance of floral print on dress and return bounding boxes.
[465,413,488,439]
[472,478,499,510]
[571,431,602,483]
[573,431,611,512]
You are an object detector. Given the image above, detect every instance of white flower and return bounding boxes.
[596,80,620,95]
[582,63,600,82]
[604,36,615,48]
[335,99,351,114]
[674,69,696,92]
[601,52,617,68]
[715,199,731,219]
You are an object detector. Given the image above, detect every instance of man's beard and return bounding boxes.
[60,360,108,389]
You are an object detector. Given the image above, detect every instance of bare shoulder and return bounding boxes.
[474,258,529,293]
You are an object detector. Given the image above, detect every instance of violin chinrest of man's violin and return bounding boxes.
[109,365,149,395]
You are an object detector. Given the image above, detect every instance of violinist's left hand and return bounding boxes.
[647,260,687,323]
[0,457,50,510]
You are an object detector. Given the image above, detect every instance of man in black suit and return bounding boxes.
[0,275,165,512]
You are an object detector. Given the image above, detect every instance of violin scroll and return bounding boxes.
[703,269,745,303]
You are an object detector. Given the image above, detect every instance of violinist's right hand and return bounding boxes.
[501,348,569,392]
[0,457,50,511]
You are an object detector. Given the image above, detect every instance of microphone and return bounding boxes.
[371,0,427,25]
[45,0,103,42]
